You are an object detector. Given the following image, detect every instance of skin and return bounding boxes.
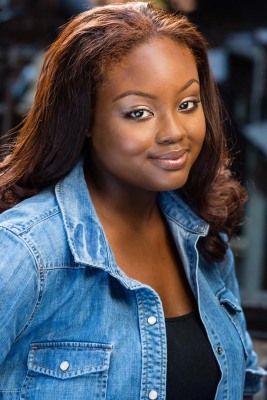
[85,36,253,400]
[88,39,205,195]
[85,36,205,318]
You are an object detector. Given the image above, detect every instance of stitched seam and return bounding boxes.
[45,265,85,270]
[100,365,103,399]
[139,290,149,396]
[56,183,79,260]
[4,207,60,234]
[21,373,32,400]
[188,232,198,296]
[164,212,203,234]
[0,227,44,341]
[15,264,45,341]
[161,192,207,229]
[31,345,112,350]
[0,227,39,271]
[31,364,106,372]
[11,231,46,341]
[156,299,164,398]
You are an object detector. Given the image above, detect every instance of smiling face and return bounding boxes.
[87,37,206,193]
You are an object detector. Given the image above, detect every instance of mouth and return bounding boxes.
[150,149,188,170]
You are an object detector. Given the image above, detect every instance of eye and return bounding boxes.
[124,108,153,120]
[179,98,200,112]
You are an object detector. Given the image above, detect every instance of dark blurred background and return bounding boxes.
[0,0,267,396]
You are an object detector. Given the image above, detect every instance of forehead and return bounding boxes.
[99,37,199,95]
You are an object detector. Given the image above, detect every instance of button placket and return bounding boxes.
[147,315,159,399]
[136,289,166,400]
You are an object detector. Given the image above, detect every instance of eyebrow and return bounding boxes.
[112,78,199,103]
[178,78,199,93]
[112,91,156,103]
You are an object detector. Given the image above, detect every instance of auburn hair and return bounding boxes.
[0,1,247,261]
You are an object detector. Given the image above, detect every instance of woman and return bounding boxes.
[0,2,265,399]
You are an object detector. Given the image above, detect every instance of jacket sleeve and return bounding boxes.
[0,226,39,364]
[223,245,267,397]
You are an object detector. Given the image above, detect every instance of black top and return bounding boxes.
[165,311,221,400]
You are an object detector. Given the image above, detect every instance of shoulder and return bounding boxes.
[0,221,41,360]
[0,187,59,234]
[0,186,72,268]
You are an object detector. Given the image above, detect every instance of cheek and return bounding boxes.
[106,126,152,156]
[200,119,207,150]
[189,111,206,144]
[198,118,206,145]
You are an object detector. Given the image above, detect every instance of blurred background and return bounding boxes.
[0,0,267,396]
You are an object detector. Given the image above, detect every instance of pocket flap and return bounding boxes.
[28,341,113,379]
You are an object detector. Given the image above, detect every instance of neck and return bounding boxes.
[84,162,160,231]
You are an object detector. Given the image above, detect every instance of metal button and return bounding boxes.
[148,390,158,399]
[216,346,223,355]
[59,361,70,371]
[147,316,157,325]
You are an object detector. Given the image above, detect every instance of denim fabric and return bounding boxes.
[0,159,266,399]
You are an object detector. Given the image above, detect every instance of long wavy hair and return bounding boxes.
[0,1,247,261]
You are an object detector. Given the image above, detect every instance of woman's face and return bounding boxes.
[88,37,206,193]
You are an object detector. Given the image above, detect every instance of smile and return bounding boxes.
[150,150,188,170]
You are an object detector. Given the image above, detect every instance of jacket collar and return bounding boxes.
[55,159,209,274]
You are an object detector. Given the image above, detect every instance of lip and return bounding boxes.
[150,149,188,170]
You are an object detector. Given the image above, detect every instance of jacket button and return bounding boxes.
[148,390,158,399]
[216,346,223,355]
[60,361,70,371]
[147,316,157,325]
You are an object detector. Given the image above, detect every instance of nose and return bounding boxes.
[155,113,186,144]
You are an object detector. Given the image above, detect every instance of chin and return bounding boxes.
[148,181,188,192]
[156,176,189,192]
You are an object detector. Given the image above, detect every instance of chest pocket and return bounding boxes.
[21,342,113,400]
[216,287,249,360]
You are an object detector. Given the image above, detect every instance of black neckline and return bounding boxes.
[165,311,196,322]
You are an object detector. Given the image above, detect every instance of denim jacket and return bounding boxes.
[0,159,266,400]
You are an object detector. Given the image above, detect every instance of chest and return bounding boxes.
[2,266,247,400]
[107,223,196,317]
